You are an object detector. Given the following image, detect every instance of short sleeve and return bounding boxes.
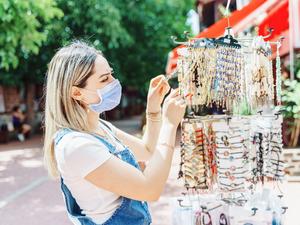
[61,133,113,178]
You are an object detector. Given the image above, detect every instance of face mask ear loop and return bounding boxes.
[76,98,90,113]
[81,88,103,108]
[89,89,103,106]
[96,89,103,104]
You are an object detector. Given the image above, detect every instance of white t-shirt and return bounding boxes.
[54,119,125,224]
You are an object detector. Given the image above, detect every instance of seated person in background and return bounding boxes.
[11,105,31,141]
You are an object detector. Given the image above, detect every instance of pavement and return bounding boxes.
[0,115,299,225]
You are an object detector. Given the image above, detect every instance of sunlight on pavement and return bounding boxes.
[19,159,43,168]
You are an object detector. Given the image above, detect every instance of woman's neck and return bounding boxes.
[87,111,110,139]
[87,110,101,132]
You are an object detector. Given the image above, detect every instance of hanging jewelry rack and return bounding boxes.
[171,29,284,48]
[170,0,287,223]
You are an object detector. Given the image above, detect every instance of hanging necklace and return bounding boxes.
[276,41,282,105]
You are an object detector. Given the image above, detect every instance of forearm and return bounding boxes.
[142,122,177,200]
[142,116,162,154]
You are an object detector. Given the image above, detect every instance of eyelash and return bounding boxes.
[100,71,114,82]
[101,76,109,82]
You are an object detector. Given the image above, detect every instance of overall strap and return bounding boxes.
[54,128,73,146]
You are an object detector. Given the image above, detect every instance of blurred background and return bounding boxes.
[0,0,299,224]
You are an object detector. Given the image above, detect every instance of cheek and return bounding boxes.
[84,82,104,104]
[84,92,102,104]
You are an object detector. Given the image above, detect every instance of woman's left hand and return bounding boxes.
[146,75,170,113]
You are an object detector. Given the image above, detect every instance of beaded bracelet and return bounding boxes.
[157,142,174,150]
[146,110,162,122]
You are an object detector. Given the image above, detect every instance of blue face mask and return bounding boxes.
[88,79,122,113]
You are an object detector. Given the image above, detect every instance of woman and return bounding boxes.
[12,105,32,141]
[43,41,186,225]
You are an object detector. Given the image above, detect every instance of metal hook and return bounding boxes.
[222,110,231,125]
[208,204,223,212]
[183,31,191,40]
[177,199,192,208]
[201,205,207,212]
[281,206,288,214]
[200,204,222,212]
[262,28,274,39]
[274,112,280,120]
[170,36,190,45]
[251,207,258,216]
[278,36,285,43]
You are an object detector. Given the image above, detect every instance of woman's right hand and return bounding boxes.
[162,88,186,127]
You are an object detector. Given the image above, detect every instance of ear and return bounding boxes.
[71,86,84,101]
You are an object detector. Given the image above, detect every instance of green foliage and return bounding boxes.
[0,0,193,97]
[111,0,193,95]
[281,66,300,119]
[0,0,63,71]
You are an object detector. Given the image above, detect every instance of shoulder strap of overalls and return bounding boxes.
[54,128,72,146]
[54,128,121,223]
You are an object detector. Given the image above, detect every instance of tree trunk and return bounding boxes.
[290,118,300,147]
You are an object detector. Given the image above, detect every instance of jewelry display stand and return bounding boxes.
[169,27,287,225]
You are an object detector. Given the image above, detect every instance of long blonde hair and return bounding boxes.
[43,41,102,178]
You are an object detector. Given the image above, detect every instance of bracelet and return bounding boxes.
[147,117,162,122]
[157,142,175,150]
[146,110,162,122]
[146,109,161,116]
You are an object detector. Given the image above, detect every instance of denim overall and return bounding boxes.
[54,123,152,225]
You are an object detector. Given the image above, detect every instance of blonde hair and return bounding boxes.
[43,41,102,178]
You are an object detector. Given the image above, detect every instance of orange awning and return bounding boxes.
[259,0,300,57]
[166,0,279,74]
[259,0,289,56]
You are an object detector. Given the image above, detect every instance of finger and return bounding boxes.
[179,99,186,105]
[152,78,168,95]
[168,88,179,98]
[174,95,183,100]
[175,98,186,106]
[179,104,187,110]
[165,88,179,100]
[150,75,165,87]
[162,80,171,92]
[151,74,165,82]
[164,90,176,102]
[169,91,181,100]
[167,98,177,104]
[159,81,170,95]
[153,78,165,91]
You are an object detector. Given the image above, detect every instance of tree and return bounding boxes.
[0,0,63,72]
[0,0,62,123]
[1,0,193,89]
[35,0,193,94]
[106,0,194,96]
[1,0,193,120]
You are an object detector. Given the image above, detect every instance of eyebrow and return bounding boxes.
[98,69,113,78]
